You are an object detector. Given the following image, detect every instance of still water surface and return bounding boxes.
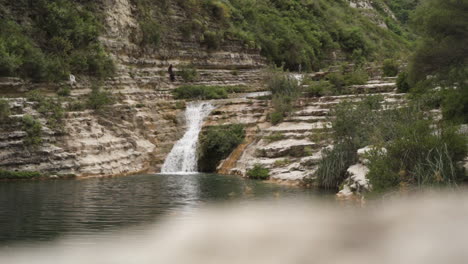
[0,173,328,246]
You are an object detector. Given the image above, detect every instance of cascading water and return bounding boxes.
[161,102,215,174]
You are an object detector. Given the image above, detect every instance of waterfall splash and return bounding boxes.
[161,102,215,174]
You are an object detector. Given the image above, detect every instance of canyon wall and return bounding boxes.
[0,0,266,177]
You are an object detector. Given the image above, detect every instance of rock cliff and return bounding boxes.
[0,0,266,177]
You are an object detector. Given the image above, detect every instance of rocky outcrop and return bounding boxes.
[0,0,267,178]
[99,0,266,96]
[0,97,186,177]
[337,146,377,198]
[210,79,406,185]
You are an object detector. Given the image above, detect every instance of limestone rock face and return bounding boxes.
[0,97,185,177]
[0,0,267,177]
[98,0,267,95]
[210,82,405,186]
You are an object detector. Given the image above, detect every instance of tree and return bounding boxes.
[408,0,468,86]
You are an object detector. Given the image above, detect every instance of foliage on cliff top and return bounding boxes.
[0,0,115,82]
[138,0,413,72]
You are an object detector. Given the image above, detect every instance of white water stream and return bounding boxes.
[161,102,215,174]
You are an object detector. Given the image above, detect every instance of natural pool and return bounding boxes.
[0,173,330,246]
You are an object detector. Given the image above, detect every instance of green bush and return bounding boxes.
[247,164,270,180]
[408,0,467,86]
[367,122,467,192]
[320,96,468,192]
[396,71,410,92]
[327,72,346,95]
[172,85,229,100]
[57,86,71,97]
[0,170,42,180]
[87,86,114,110]
[304,80,333,97]
[225,85,248,93]
[442,88,468,124]
[269,111,284,125]
[22,115,43,148]
[267,73,301,124]
[382,59,399,77]
[179,64,199,82]
[0,99,11,122]
[0,2,114,82]
[317,141,358,189]
[344,69,369,85]
[26,91,65,131]
[140,20,162,47]
[203,31,222,50]
[206,0,231,21]
[265,132,285,143]
[198,124,245,172]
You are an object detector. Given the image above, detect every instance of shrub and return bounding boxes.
[326,72,346,95]
[316,141,358,189]
[344,69,368,85]
[396,71,410,92]
[247,164,270,180]
[203,31,222,50]
[37,97,65,131]
[321,96,468,192]
[57,86,71,97]
[382,59,399,77]
[198,124,245,172]
[140,20,161,47]
[179,64,198,82]
[26,92,65,131]
[268,73,301,97]
[22,115,43,148]
[265,132,285,143]
[0,99,11,122]
[442,88,468,124]
[87,86,114,110]
[270,111,284,125]
[225,85,248,93]
[304,80,333,97]
[367,122,467,192]
[0,170,42,180]
[206,0,231,21]
[172,85,229,100]
[267,73,301,124]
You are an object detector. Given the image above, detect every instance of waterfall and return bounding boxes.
[161,102,215,174]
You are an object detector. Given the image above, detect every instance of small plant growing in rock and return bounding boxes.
[382,59,399,77]
[274,159,290,167]
[265,132,285,143]
[304,80,333,97]
[396,71,410,93]
[0,99,11,122]
[57,86,71,97]
[247,164,270,180]
[269,111,284,125]
[22,115,43,149]
[179,64,199,82]
[87,86,114,111]
[203,30,222,50]
[0,170,42,179]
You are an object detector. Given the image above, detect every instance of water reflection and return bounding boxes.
[0,174,325,245]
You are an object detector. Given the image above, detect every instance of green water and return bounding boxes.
[0,173,329,245]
